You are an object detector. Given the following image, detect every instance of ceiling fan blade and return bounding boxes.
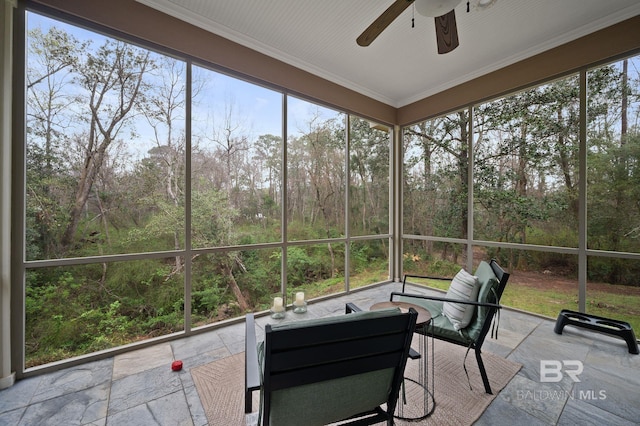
[434,9,459,54]
[357,0,414,47]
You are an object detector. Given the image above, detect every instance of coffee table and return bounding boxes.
[370,301,435,420]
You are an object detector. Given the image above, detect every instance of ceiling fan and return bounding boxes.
[357,0,465,54]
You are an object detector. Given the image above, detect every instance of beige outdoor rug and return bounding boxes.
[191,338,521,425]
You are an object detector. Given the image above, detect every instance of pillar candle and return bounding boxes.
[272,296,284,312]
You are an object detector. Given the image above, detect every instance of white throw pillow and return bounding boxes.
[442,269,480,331]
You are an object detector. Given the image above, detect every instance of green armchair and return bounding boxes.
[392,259,510,394]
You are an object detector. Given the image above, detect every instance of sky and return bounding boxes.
[26,11,347,163]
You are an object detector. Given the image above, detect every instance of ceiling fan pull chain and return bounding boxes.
[412,5,415,28]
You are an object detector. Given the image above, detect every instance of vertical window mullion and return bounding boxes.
[345,114,350,292]
[281,93,288,302]
[184,60,192,333]
[578,70,587,313]
[467,105,474,272]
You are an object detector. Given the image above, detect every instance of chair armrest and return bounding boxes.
[245,313,261,413]
[390,291,502,309]
[402,273,451,292]
[345,302,362,313]
[403,273,452,282]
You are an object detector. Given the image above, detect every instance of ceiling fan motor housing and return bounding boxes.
[415,0,463,17]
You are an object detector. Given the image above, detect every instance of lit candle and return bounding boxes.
[272,297,284,312]
[294,292,305,306]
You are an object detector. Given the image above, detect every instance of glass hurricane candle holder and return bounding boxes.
[292,291,307,314]
[270,296,286,319]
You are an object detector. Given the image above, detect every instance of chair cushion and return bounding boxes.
[464,261,499,342]
[442,269,480,330]
[393,296,472,344]
[270,368,394,425]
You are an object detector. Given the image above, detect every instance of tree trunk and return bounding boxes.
[224,264,249,312]
[327,242,336,278]
[61,137,108,246]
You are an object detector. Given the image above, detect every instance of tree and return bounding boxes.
[206,100,251,206]
[405,111,469,262]
[349,118,389,235]
[61,40,152,248]
[471,78,582,269]
[26,27,85,258]
[254,133,282,221]
[587,60,640,262]
[142,57,187,271]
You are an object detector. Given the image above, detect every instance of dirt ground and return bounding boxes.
[509,269,640,296]
[469,245,640,297]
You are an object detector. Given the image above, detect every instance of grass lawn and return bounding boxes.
[404,276,640,335]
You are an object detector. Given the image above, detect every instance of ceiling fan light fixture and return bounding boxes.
[415,0,462,17]
[472,0,498,11]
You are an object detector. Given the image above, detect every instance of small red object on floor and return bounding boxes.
[171,360,183,371]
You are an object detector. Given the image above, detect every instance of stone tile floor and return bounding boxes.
[1,282,639,425]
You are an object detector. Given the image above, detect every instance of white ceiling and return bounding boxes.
[137,0,640,108]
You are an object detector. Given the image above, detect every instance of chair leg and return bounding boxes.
[245,389,252,414]
[475,349,493,394]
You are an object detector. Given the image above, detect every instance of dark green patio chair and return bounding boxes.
[391,259,510,394]
[245,306,418,425]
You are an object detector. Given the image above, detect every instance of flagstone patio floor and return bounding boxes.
[1,282,639,425]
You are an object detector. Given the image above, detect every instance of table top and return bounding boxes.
[370,301,431,326]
